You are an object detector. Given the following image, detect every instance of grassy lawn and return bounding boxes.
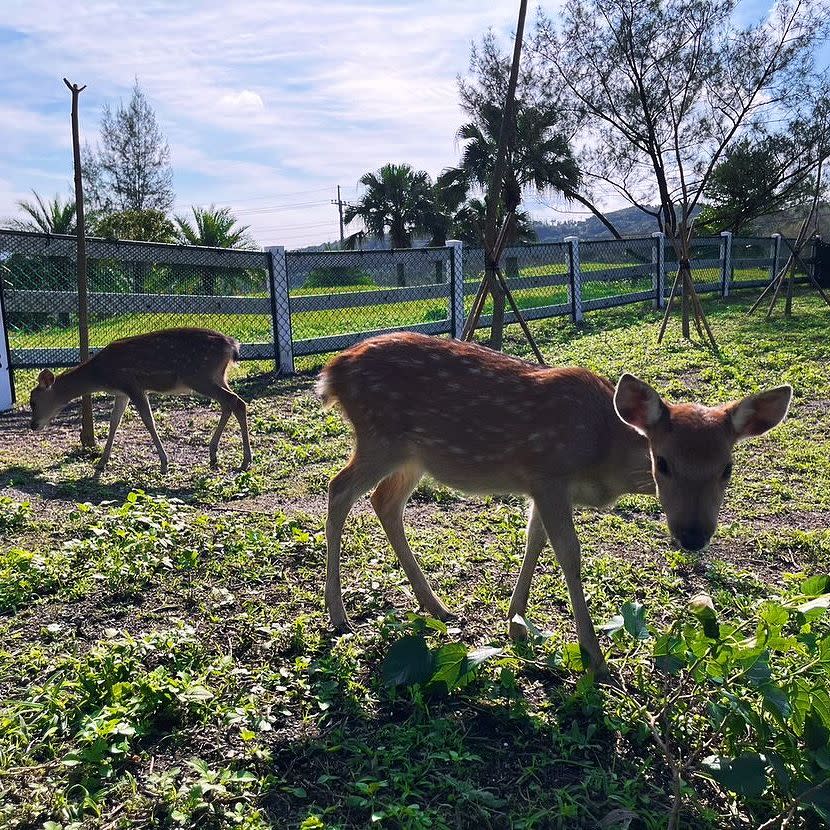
[1,292,829,829]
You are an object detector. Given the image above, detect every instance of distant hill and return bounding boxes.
[532,205,682,241]
[293,202,830,252]
[743,203,830,239]
[533,201,830,242]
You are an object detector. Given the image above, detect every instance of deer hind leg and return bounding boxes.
[326,449,397,631]
[129,392,169,474]
[532,490,607,676]
[370,464,454,620]
[190,379,252,470]
[508,500,548,639]
[95,394,129,474]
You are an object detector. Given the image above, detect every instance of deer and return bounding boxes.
[317,332,792,676]
[29,327,252,474]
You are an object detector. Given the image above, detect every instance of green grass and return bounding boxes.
[1,291,829,829]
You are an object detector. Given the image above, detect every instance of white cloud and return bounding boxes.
[0,0,568,246]
[217,90,265,114]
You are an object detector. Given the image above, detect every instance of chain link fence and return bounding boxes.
[284,246,455,359]
[463,242,571,330]
[731,235,777,291]
[579,237,656,312]
[1,228,818,385]
[663,237,723,296]
[0,229,273,369]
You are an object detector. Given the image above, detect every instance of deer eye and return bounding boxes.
[722,462,733,481]
[655,456,670,477]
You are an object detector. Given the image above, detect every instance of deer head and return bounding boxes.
[29,369,60,430]
[614,374,792,551]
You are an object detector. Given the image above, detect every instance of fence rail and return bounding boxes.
[0,229,817,381]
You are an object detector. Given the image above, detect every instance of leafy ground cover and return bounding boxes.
[0,291,828,829]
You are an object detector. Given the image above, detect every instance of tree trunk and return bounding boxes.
[489,264,505,350]
[65,78,95,450]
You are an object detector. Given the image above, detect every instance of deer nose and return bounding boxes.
[676,526,711,552]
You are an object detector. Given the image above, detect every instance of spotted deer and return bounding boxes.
[29,327,252,474]
[317,332,792,675]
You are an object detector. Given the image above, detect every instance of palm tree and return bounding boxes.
[343,164,439,250]
[454,102,581,217]
[174,205,253,248]
[452,197,537,246]
[445,103,582,348]
[13,192,76,234]
[174,205,255,295]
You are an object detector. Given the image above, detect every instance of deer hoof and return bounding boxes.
[430,602,456,622]
[509,620,529,641]
[331,617,354,635]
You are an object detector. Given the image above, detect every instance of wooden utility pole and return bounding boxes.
[332,185,346,245]
[64,78,96,449]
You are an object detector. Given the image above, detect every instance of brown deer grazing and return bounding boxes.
[29,328,252,474]
[317,332,791,675]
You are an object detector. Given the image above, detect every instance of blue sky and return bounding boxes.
[0,0,820,248]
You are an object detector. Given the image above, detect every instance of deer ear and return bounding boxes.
[37,369,55,390]
[729,385,792,441]
[614,373,667,435]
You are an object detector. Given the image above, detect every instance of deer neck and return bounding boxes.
[51,360,101,407]
[616,421,655,496]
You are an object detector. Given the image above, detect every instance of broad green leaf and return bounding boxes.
[766,753,791,791]
[561,642,585,671]
[743,651,771,687]
[759,603,789,627]
[621,601,650,640]
[798,595,830,615]
[599,614,625,635]
[702,753,767,798]
[801,575,830,596]
[689,593,719,640]
[805,710,830,751]
[424,617,449,635]
[760,683,792,721]
[381,635,434,688]
[466,646,503,669]
[654,633,685,674]
[799,779,830,822]
[430,643,467,690]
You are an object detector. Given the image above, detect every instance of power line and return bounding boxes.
[172,186,334,211]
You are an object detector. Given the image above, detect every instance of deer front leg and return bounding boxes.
[508,500,547,639]
[325,452,393,631]
[95,394,128,473]
[532,490,607,676]
[130,392,169,474]
[370,465,454,620]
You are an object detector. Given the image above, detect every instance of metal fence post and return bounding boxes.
[564,236,583,323]
[0,276,13,410]
[720,231,733,297]
[651,231,665,309]
[771,233,782,282]
[266,245,294,375]
[447,240,465,338]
